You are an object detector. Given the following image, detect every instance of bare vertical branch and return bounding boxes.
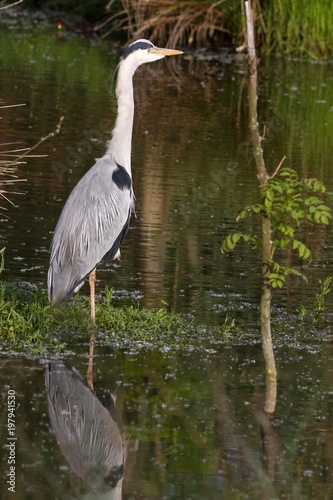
[245,0,277,415]
[245,0,256,71]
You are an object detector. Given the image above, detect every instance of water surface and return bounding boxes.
[1,28,332,323]
[1,23,333,498]
[2,341,333,498]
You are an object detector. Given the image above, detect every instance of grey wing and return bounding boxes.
[48,156,133,305]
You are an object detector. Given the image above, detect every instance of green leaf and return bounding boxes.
[304,178,326,193]
[304,196,321,206]
[231,233,241,244]
[270,182,283,194]
[274,238,290,249]
[269,273,286,288]
[319,214,329,224]
[221,235,234,253]
[221,233,254,254]
[236,209,247,221]
[251,236,261,249]
[252,204,263,214]
[265,188,274,201]
[317,204,330,211]
[278,224,294,237]
[292,239,300,250]
[295,242,311,259]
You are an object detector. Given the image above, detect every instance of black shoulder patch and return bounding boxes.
[122,40,153,60]
[112,163,132,191]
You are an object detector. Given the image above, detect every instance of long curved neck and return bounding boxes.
[107,60,136,174]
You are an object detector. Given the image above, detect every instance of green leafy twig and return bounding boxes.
[222,167,332,288]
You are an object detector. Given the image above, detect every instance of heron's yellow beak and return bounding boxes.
[149,47,183,57]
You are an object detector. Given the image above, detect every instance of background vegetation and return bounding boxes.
[13,0,333,58]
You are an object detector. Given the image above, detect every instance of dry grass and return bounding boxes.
[0,108,63,211]
[0,159,24,209]
[0,106,63,274]
[103,0,333,57]
[107,0,230,48]
[0,104,27,210]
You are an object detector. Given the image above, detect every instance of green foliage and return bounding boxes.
[221,233,253,253]
[269,261,306,289]
[219,314,239,338]
[262,0,333,58]
[0,282,57,353]
[312,276,333,323]
[96,287,191,341]
[222,167,332,288]
[0,282,239,354]
[298,276,333,324]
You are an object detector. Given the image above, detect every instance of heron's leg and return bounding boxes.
[89,267,96,324]
[87,333,94,391]
[87,268,96,390]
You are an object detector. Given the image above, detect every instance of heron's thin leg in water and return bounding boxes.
[87,334,94,391]
[89,267,96,324]
[87,268,96,390]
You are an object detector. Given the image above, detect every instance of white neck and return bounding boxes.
[107,59,137,174]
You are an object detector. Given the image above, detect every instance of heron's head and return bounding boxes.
[121,39,183,67]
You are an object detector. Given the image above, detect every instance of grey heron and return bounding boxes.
[48,39,183,323]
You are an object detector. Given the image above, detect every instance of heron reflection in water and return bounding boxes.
[45,361,124,498]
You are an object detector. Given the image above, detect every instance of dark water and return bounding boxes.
[1,343,333,498]
[1,21,333,498]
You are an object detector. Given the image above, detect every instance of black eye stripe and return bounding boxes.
[121,41,154,60]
